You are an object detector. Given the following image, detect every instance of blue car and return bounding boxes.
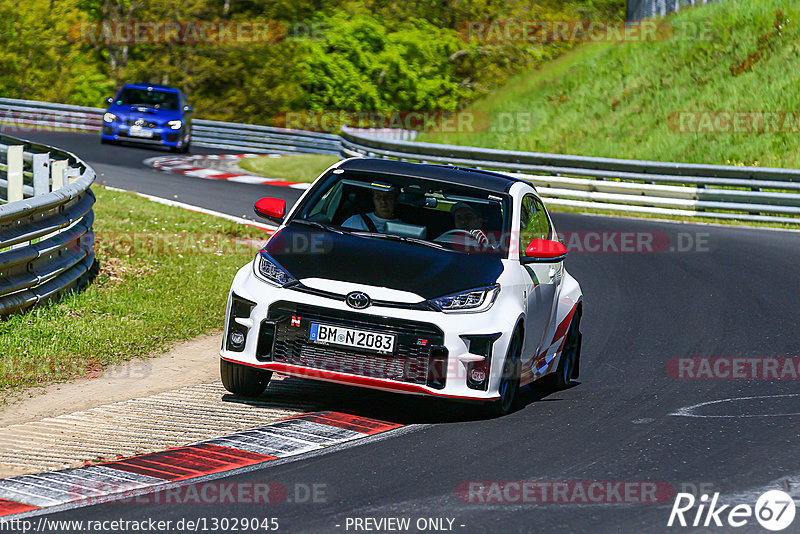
[101,83,193,152]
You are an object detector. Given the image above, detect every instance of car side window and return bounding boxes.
[519,194,551,252]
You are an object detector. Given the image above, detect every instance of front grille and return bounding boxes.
[267,301,445,386]
[124,119,158,128]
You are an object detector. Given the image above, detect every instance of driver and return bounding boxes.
[451,202,489,246]
[342,188,402,233]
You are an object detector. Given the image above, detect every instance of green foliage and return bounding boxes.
[0,0,113,105]
[297,14,469,113]
[0,0,625,125]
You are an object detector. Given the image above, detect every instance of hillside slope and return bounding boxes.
[422,0,800,168]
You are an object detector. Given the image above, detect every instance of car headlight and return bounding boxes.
[103,113,117,123]
[429,284,500,313]
[167,120,182,130]
[253,251,296,287]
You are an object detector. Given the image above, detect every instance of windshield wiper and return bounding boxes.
[293,219,345,234]
[353,232,446,250]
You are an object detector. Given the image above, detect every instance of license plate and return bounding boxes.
[309,323,395,354]
[128,125,152,138]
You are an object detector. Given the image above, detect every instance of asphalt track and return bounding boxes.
[15,132,800,533]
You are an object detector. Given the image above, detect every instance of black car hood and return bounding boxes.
[264,224,503,300]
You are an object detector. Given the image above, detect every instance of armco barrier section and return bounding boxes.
[0,134,95,315]
[2,97,798,225]
[0,97,341,155]
[340,128,800,225]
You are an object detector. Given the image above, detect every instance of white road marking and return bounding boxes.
[669,393,800,418]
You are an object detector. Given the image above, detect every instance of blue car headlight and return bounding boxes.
[253,251,296,287]
[430,284,500,313]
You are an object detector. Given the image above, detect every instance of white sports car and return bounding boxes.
[220,158,583,415]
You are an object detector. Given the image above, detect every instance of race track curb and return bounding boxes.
[144,154,312,189]
[0,412,401,518]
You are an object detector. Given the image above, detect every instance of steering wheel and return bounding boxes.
[435,229,482,246]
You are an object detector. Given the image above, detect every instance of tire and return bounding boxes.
[545,311,582,390]
[181,139,191,154]
[487,333,522,417]
[220,359,272,397]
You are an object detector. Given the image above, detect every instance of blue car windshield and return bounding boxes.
[116,88,179,111]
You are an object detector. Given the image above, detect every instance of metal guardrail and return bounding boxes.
[2,97,799,224]
[627,0,723,22]
[0,134,96,315]
[341,128,800,224]
[0,98,341,155]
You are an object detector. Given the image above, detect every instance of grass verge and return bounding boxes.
[0,185,270,398]
[420,0,800,168]
[238,154,340,182]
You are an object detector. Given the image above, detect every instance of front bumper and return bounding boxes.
[220,264,519,401]
[101,123,186,147]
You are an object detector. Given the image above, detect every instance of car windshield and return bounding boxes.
[294,170,512,256]
[116,88,179,110]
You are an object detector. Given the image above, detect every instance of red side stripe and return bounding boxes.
[294,411,402,435]
[0,499,38,517]
[551,304,578,346]
[103,443,276,481]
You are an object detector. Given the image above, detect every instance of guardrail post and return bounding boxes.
[6,145,23,202]
[51,160,67,190]
[66,168,80,184]
[32,152,50,196]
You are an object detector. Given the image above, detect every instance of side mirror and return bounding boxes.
[183,105,193,113]
[104,97,114,106]
[254,197,285,225]
[523,238,567,263]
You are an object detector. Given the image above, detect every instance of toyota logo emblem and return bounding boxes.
[346,291,371,309]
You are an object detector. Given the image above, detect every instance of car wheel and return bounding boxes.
[181,140,191,154]
[488,333,522,416]
[546,311,582,390]
[220,359,272,397]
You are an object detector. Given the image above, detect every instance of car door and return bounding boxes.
[518,194,561,364]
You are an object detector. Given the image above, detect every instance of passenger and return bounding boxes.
[342,188,402,233]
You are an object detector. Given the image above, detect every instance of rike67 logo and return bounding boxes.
[668,490,796,531]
